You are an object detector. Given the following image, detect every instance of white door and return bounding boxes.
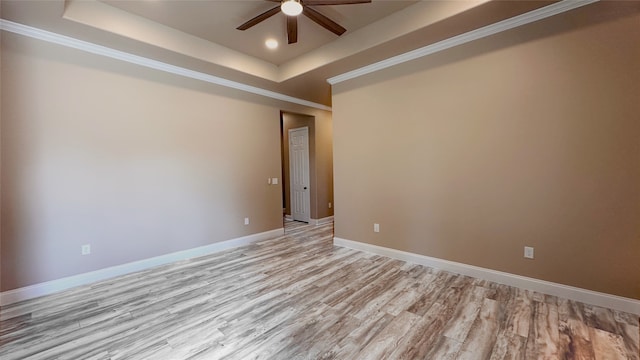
[289,127,310,223]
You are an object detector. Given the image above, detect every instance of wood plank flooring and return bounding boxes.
[1,220,638,359]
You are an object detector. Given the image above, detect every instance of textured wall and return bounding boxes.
[314,112,334,220]
[0,32,300,291]
[333,4,640,299]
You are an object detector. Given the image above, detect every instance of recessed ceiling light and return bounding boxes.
[265,39,278,50]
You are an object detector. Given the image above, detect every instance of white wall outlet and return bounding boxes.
[374,223,380,233]
[524,246,534,259]
[328,202,332,209]
[81,244,91,255]
[244,217,250,225]
[271,178,279,185]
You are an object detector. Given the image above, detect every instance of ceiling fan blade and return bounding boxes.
[303,0,371,5]
[287,16,298,44]
[237,6,281,30]
[302,7,346,36]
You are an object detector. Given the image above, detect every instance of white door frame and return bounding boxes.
[289,127,311,223]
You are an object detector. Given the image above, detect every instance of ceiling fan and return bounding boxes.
[237,0,372,44]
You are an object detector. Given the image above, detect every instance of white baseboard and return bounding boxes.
[333,237,640,316]
[0,228,284,306]
[284,214,293,221]
[310,216,334,225]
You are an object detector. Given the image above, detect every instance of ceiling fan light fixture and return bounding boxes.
[281,0,303,16]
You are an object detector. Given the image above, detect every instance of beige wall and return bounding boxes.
[0,32,328,291]
[314,113,333,220]
[281,112,334,220]
[332,4,640,299]
[0,22,3,293]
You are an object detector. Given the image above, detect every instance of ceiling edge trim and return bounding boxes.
[278,0,488,82]
[0,19,332,112]
[327,0,599,85]
[63,0,280,82]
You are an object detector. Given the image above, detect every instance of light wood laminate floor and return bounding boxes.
[1,221,638,359]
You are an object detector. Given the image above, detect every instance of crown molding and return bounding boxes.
[327,0,599,85]
[0,19,332,112]
[62,0,280,82]
[278,0,486,82]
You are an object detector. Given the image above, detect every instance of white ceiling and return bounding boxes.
[0,0,560,106]
[103,0,418,65]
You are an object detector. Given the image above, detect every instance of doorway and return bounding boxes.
[280,111,334,234]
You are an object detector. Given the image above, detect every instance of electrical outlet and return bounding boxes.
[374,223,380,233]
[328,202,332,209]
[81,244,91,255]
[272,178,278,185]
[244,217,250,225]
[524,246,534,259]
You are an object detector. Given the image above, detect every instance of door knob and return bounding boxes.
[304,187,307,190]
